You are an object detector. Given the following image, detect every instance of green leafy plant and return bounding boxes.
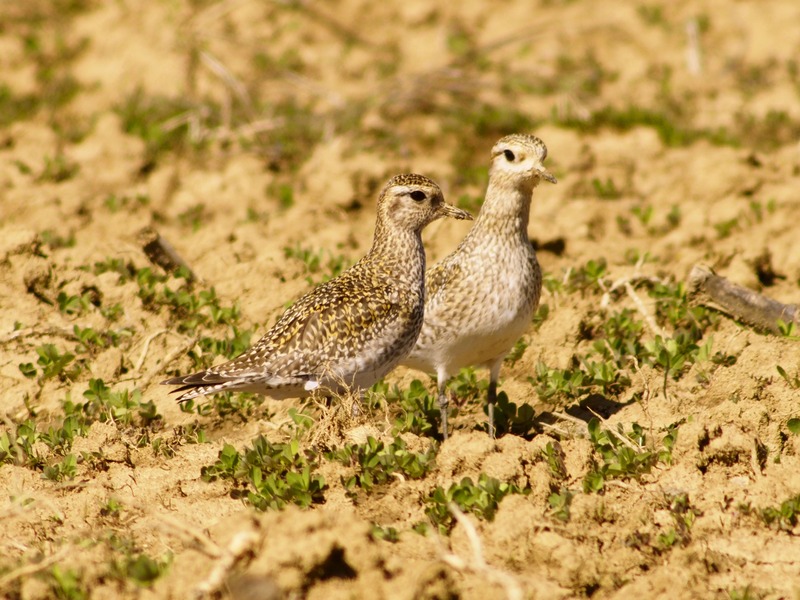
[110,552,172,587]
[484,392,536,438]
[657,492,700,550]
[48,565,87,600]
[201,436,326,510]
[267,182,294,209]
[283,244,351,284]
[369,379,439,437]
[542,441,568,481]
[100,497,124,518]
[554,104,738,149]
[370,524,399,543]
[328,436,436,493]
[504,338,528,366]
[777,365,800,389]
[180,389,262,421]
[0,420,44,468]
[566,258,608,293]
[20,343,83,382]
[71,378,160,428]
[424,474,527,533]
[56,291,92,315]
[42,453,78,482]
[103,192,150,213]
[548,488,574,522]
[73,325,132,355]
[38,153,80,182]
[777,319,799,338]
[583,419,678,493]
[592,177,621,200]
[449,367,488,403]
[529,357,630,404]
[727,586,761,600]
[759,494,800,532]
[116,89,199,163]
[40,415,88,455]
[631,204,653,226]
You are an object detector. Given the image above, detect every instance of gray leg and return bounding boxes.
[487,359,503,439]
[437,372,449,441]
[487,380,496,439]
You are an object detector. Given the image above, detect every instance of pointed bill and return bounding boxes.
[438,203,473,221]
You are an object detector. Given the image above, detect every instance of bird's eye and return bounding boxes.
[410,190,426,202]
[503,149,515,162]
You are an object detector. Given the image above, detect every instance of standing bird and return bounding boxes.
[162,174,472,403]
[402,134,557,439]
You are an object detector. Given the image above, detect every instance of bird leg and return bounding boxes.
[437,375,449,441]
[487,360,503,439]
[487,380,496,439]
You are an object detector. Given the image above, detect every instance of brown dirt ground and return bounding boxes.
[2,0,800,598]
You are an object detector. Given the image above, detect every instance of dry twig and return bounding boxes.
[133,329,168,374]
[192,528,261,599]
[688,264,799,334]
[138,228,198,282]
[438,503,523,600]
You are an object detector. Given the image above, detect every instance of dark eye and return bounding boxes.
[410,190,426,202]
[503,149,515,162]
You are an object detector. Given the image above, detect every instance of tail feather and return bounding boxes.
[161,370,247,403]
[161,369,317,402]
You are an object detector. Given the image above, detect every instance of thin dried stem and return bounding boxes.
[438,503,523,600]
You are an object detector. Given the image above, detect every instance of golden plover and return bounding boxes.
[162,174,472,403]
[402,134,556,439]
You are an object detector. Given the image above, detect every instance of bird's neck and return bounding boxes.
[465,179,534,245]
[367,224,426,286]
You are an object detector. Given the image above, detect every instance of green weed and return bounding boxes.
[40,229,76,250]
[424,474,527,534]
[103,193,150,213]
[110,552,172,587]
[583,419,678,493]
[38,154,80,183]
[116,89,199,163]
[201,436,326,510]
[657,492,700,550]
[0,420,45,468]
[592,177,621,200]
[42,454,78,482]
[48,565,87,600]
[727,586,762,600]
[56,291,92,315]
[485,392,536,438]
[329,436,436,494]
[554,105,738,148]
[370,524,400,543]
[71,378,160,428]
[759,494,800,532]
[548,488,574,522]
[283,244,351,284]
[19,343,83,383]
[776,320,799,338]
[542,441,568,481]
[266,182,295,209]
[370,379,439,437]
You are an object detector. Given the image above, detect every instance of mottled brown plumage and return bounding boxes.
[403,134,556,439]
[163,174,472,402]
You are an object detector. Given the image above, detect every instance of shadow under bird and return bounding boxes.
[402,134,557,440]
[162,174,471,403]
